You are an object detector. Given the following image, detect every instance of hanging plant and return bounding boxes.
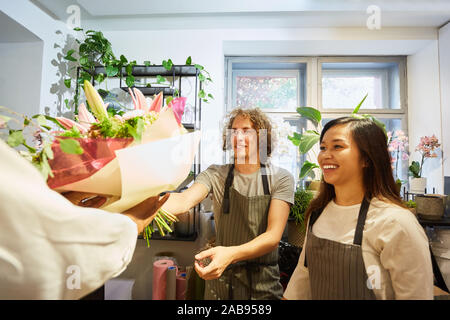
[63,28,214,114]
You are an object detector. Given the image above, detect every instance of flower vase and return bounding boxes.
[410,177,427,194]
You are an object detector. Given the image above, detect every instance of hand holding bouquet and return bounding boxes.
[1,81,200,245]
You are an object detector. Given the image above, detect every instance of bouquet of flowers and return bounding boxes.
[0,81,200,245]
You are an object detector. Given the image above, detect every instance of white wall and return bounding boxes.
[439,23,450,177]
[407,39,443,193]
[1,0,78,116]
[0,42,43,116]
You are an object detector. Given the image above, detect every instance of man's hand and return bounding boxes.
[62,191,107,208]
[122,194,170,234]
[194,246,236,280]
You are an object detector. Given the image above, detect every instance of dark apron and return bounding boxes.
[304,197,377,300]
[204,164,283,300]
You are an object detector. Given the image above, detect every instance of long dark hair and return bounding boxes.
[305,117,405,221]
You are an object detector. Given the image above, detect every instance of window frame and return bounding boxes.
[224,56,409,183]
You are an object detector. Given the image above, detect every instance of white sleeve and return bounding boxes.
[375,211,434,300]
[0,140,138,299]
[283,230,311,299]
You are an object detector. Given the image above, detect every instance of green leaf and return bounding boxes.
[64,78,71,88]
[105,65,118,77]
[408,161,421,178]
[198,73,206,82]
[7,130,25,147]
[352,93,368,114]
[207,93,214,99]
[288,132,302,146]
[198,89,206,99]
[156,75,167,84]
[165,96,173,106]
[33,114,66,130]
[58,138,83,155]
[79,56,89,66]
[186,56,192,65]
[162,59,173,71]
[120,54,128,64]
[43,142,54,160]
[126,75,135,87]
[144,60,151,67]
[194,64,204,71]
[299,161,320,179]
[126,118,144,143]
[296,107,321,125]
[73,27,83,31]
[64,98,70,110]
[95,73,105,83]
[298,130,320,154]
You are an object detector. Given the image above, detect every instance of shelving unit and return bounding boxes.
[78,64,203,241]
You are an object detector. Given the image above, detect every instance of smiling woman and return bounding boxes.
[284,117,434,300]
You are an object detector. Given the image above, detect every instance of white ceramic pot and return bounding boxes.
[410,177,427,194]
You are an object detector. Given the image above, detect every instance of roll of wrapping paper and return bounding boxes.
[152,259,174,300]
[176,272,187,300]
[166,266,178,300]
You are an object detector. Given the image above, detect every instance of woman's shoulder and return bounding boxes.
[369,197,419,228]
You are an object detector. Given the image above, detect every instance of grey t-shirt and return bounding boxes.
[195,164,295,217]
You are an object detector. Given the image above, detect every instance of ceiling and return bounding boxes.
[30,0,450,30]
[0,10,42,42]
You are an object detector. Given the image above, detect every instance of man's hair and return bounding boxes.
[222,108,273,161]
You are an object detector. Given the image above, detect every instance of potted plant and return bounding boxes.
[404,200,417,215]
[408,135,441,194]
[288,94,377,186]
[288,189,314,247]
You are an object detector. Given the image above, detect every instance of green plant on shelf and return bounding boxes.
[289,189,315,232]
[62,28,214,114]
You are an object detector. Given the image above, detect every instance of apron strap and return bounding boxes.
[430,244,450,293]
[353,197,371,246]
[222,164,235,214]
[222,163,270,214]
[304,197,370,267]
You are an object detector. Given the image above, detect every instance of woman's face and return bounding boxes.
[231,115,259,164]
[318,124,365,188]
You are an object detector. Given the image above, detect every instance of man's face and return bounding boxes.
[231,116,259,165]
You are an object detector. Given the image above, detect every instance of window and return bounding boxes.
[225,56,408,187]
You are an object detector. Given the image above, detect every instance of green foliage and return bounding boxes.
[404,200,416,208]
[408,160,421,178]
[288,95,371,181]
[64,28,214,111]
[58,138,83,155]
[290,189,314,231]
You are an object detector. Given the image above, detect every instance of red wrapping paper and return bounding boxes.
[47,137,133,189]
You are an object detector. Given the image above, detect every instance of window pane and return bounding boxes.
[321,62,400,110]
[234,74,297,110]
[231,62,306,112]
[269,116,307,188]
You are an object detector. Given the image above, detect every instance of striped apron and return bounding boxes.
[304,197,377,300]
[204,164,283,300]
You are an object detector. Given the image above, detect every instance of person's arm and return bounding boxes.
[161,182,209,215]
[376,211,434,300]
[194,198,290,280]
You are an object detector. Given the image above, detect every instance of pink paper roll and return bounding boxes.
[152,259,174,300]
[176,272,187,300]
